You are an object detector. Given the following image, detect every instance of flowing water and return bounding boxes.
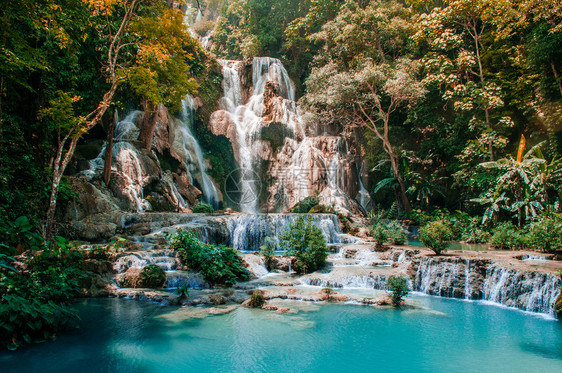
[2,297,562,372]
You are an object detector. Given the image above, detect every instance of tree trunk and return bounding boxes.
[103,111,117,185]
[389,151,412,214]
[138,102,160,150]
[551,59,562,98]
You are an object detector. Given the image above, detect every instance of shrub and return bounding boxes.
[279,216,328,274]
[259,237,276,270]
[527,216,562,253]
[419,220,453,255]
[170,230,250,286]
[491,223,523,250]
[247,290,266,308]
[138,264,166,288]
[387,220,407,245]
[370,221,389,247]
[290,196,319,213]
[176,284,189,301]
[387,276,409,306]
[193,202,214,213]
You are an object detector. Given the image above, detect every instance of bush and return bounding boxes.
[170,230,250,286]
[387,220,407,245]
[193,202,214,213]
[527,216,562,253]
[279,216,328,274]
[387,276,409,306]
[259,237,276,270]
[290,196,319,213]
[138,264,166,288]
[491,223,523,250]
[247,290,266,308]
[0,245,89,349]
[419,220,453,255]
[370,221,389,247]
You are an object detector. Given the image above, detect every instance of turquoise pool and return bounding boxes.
[1,295,562,372]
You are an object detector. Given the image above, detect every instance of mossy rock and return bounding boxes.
[119,265,166,289]
[138,264,166,288]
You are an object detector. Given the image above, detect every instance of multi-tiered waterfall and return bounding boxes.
[211,57,368,214]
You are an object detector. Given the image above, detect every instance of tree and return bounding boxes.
[42,0,198,239]
[127,6,198,149]
[279,215,328,274]
[419,220,453,254]
[387,276,409,306]
[414,0,510,161]
[303,1,425,214]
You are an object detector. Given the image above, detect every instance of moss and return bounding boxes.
[247,290,266,308]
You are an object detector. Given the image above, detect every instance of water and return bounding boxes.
[2,297,562,372]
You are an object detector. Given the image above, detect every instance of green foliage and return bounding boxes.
[170,230,250,286]
[387,276,409,306]
[527,216,562,253]
[386,220,408,245]
[247,289,266,308]
[0,294,79,350]
[176,283,190,301]
[279,216,328,274]
[0,216,43,255]
[370,222,390,247]
[0,239,89,349]
[419,220,453,255]
[290,196,320,213]
[193,202,215,213]
[259,237,276,270]
[138,264,166,289]
[490,222,524,250]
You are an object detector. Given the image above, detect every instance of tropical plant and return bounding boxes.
[170,230,250,286]
[387,276,409,306]
[527,215,562,253]
[419,220,453,254]
[386,220,408,245]
[176,284,190,301]
[279,216,328,274]
[370,221,390,247]
[490,222,524,250]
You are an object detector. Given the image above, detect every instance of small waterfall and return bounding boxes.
[114,249,180,273]
[414,257,562,315]
[482,264,561,314]
[300,274,389,289]
[226,213,343,252]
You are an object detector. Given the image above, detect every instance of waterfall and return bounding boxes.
[175,95,219,208]
[215,57,361,213]
[413,257,562,315]
[482,264,561,314]
[226,213,343,252]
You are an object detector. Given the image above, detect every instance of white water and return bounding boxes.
[414,257,561,315]
[175,95,219,208]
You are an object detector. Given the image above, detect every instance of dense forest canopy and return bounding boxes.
[0,0,560,234]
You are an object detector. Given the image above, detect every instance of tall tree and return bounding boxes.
[303,0,424,213]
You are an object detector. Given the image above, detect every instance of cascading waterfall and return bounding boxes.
[413,257,562,315]
[217,57,364,213]
[175,95,219,208]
